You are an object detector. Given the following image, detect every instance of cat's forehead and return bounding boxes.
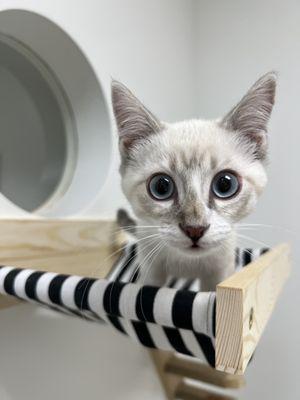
[136,119,247,173]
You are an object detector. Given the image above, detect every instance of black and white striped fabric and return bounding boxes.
[0,243,268,367]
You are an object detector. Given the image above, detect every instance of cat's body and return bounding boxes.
[112,73,276,290]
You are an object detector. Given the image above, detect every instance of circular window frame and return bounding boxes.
[0,9,112,217]
[0,31,78,214]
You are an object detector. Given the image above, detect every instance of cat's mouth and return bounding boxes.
[183,242,205,253]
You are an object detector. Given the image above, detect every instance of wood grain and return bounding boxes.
[216,243,291,375]
[149,350,183,400]
[0,218,291,380]
[149,350,243,400]
[0,218,127,308]
[175,381,236,400]
[165,354,245,389]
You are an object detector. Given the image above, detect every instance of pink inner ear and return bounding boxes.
[245,131,268,159]
[121,135,136,150]
[120,133,145,150]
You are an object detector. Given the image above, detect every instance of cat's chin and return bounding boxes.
[167,242,221,258]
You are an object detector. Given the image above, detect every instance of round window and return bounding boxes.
[0,9,112,217]
[0,35,71,212]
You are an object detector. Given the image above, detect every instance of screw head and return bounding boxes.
[249,307,254,330]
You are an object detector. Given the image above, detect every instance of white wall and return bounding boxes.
[0,0,199,217]
[196,1,300,399]
[10,0,198,217]
[0,1,298,399]
[0,1,197,400]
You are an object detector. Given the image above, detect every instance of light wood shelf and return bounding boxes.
[0,218,291,393]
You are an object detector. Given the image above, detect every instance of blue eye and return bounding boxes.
[211,170,241,199]
[148,174,175,201]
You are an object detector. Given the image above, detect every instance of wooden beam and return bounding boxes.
[216,243,291,375]
[0,218,126,275]
[175,381,236,400]
[149,350,183,400]
[0,218,127,309]
[165,354,245,389]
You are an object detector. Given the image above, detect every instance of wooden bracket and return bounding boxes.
[150,350,243,399]
[216,243,291,374]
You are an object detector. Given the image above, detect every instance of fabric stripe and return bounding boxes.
[153,287,176,327]
[180,279,194,291]
[120,319,140,341]
[173,278,186,290]
[60,276,83,309]
[107,315,126,334]
[179,331,206,360]
[24,271,45,300]
[36,272,58,303]
[103,281,126,316]
[166,277,177,288]
[0,267,15,294]
[13,269,35,300]
[48,274,69,305]
[192,292,215,337]
[115,244,136,281]
[121,259,139,283]
[130,268,140,283]
[3,268,21,296]
[119,283,141,320]
[194,333,215,367]
[131,321,156,348]
[163,327,193,356]
[135,286,159,322]
[74,278,96,310]
[172,290,196,330]
[260,247,269,255]
[146,323,174,352]
[106,247,129,281]
[88,279,110,321]
[235,248,240,268]
[243,249,252,266]
[212,299,216,337]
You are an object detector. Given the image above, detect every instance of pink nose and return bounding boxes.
[179,224,209,244]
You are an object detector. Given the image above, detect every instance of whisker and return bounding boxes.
[127,236,162,284]
[79,233,162,313]
[236,223,296,236]
[136,241,163,285]
[107,236,161,313]
[237,233,271,249]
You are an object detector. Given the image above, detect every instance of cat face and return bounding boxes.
[112,73,276,256]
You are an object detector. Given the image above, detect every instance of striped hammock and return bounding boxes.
[0,243,268,367]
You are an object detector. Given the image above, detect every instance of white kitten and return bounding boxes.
[112,73,276,290]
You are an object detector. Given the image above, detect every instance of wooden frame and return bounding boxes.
[0,218,291,389]
[150,350,245,399]
[0,218,126,309]
[216,243,291,374]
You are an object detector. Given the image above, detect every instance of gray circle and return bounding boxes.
[0,9,112,217]
[0,37,68,211]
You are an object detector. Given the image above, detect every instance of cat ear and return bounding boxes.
[111,80,162,152]
[221,72,277,159]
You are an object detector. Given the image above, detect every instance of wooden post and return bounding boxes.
[216,243,291,374]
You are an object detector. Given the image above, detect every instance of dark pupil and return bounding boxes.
[155,177,170,195]
[217,175,232,193]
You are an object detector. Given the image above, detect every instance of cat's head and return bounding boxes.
[112,73,276,256]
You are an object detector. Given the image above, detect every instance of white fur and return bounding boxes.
[112,73,276,290]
